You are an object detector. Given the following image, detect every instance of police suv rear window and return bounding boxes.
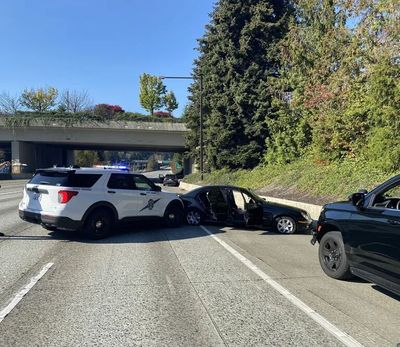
[30,172,101,188]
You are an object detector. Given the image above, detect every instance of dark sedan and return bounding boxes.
[163,174,180,187]
[180,185,312,234]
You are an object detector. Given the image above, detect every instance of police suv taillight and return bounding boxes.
[58,190,79,204]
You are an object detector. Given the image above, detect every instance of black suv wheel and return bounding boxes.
[318,231,353,280]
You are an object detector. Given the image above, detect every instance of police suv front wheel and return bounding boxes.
[164,204,184,228]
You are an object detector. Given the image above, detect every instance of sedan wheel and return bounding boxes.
[275,216,296,234]
[186,209,202,226]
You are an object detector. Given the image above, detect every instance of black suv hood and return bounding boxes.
[323,200,352,210]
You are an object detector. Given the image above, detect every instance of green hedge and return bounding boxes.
[0,111,184,127]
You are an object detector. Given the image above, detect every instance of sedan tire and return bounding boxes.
[186,209,203,226]
[274,216,296,234]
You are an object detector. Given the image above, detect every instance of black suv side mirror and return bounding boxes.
[154,185,162,192]
[350,192,365,208]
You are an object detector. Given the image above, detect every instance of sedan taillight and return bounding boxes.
[58,190,78,204]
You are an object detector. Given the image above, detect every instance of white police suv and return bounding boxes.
[19,167,184,239]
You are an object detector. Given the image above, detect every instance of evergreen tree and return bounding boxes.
[185,0,292,170]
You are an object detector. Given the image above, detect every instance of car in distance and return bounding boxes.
[19,167,184,239]
[180,185,312,234]
[311,174,400,296]
[163,174,180,187]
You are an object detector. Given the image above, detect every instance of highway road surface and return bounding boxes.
[0,180,399,347]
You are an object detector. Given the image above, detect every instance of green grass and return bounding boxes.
[184,158,396,201]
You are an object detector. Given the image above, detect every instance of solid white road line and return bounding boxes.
[200,225,364,347]
[0,262,54,323]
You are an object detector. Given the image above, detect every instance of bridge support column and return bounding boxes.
[183,157,195,175]
[64,149,75,167]
[11,141,36,174]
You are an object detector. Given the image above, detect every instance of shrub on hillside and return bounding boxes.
[153,111,172,119]
[94,104,125,118]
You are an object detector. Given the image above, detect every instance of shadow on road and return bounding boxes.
[371,285,400,302]
[0,222,226,244]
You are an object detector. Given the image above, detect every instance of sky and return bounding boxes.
[0,0,216,116]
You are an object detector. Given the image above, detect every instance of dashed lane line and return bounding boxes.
[0,263,54,323]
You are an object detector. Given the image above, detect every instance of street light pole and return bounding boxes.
[199,74,203,181]
[159,75,204,180]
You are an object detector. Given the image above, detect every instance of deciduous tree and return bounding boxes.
[139,73,166,115]
[0,92,20,115]
[164,91,178,115]
[20,87,58,112]
[59,90,92,113]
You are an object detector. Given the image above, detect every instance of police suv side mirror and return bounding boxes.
[154,185,162,192]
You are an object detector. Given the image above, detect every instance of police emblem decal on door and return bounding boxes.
[139,198,161,212]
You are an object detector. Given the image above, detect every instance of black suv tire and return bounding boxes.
[319,231,353,280]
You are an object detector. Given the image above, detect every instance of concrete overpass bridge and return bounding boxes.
[0,119,192,176]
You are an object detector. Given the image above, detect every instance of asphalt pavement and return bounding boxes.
[0,180,399,347]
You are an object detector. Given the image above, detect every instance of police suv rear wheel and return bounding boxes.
[84,208,114,240]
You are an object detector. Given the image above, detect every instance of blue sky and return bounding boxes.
[0,0,216,116]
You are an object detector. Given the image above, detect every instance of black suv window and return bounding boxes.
[107,174,135,190]
[372,182,400,210]
[30,171,101,188]
[133,175,155,191]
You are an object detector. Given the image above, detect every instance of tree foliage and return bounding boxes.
[75,150,99,167]
[20,87,58,112]
[94,104,125,118]
[0,92,20,115]
[184,0,399,175]
[164,91,179,115]
[146,155,159,171]
[185,0,292,170]
[265,0,400,169]
[59,90,92,113]
[139,73,167,115]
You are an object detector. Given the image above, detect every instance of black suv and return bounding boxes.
[311,175,400,296]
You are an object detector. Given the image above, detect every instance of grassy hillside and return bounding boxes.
[184,158,396,205]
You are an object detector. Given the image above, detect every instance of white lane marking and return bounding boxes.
[0,262,54,323]
[200,225,364,347]
[0,190,22,196]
